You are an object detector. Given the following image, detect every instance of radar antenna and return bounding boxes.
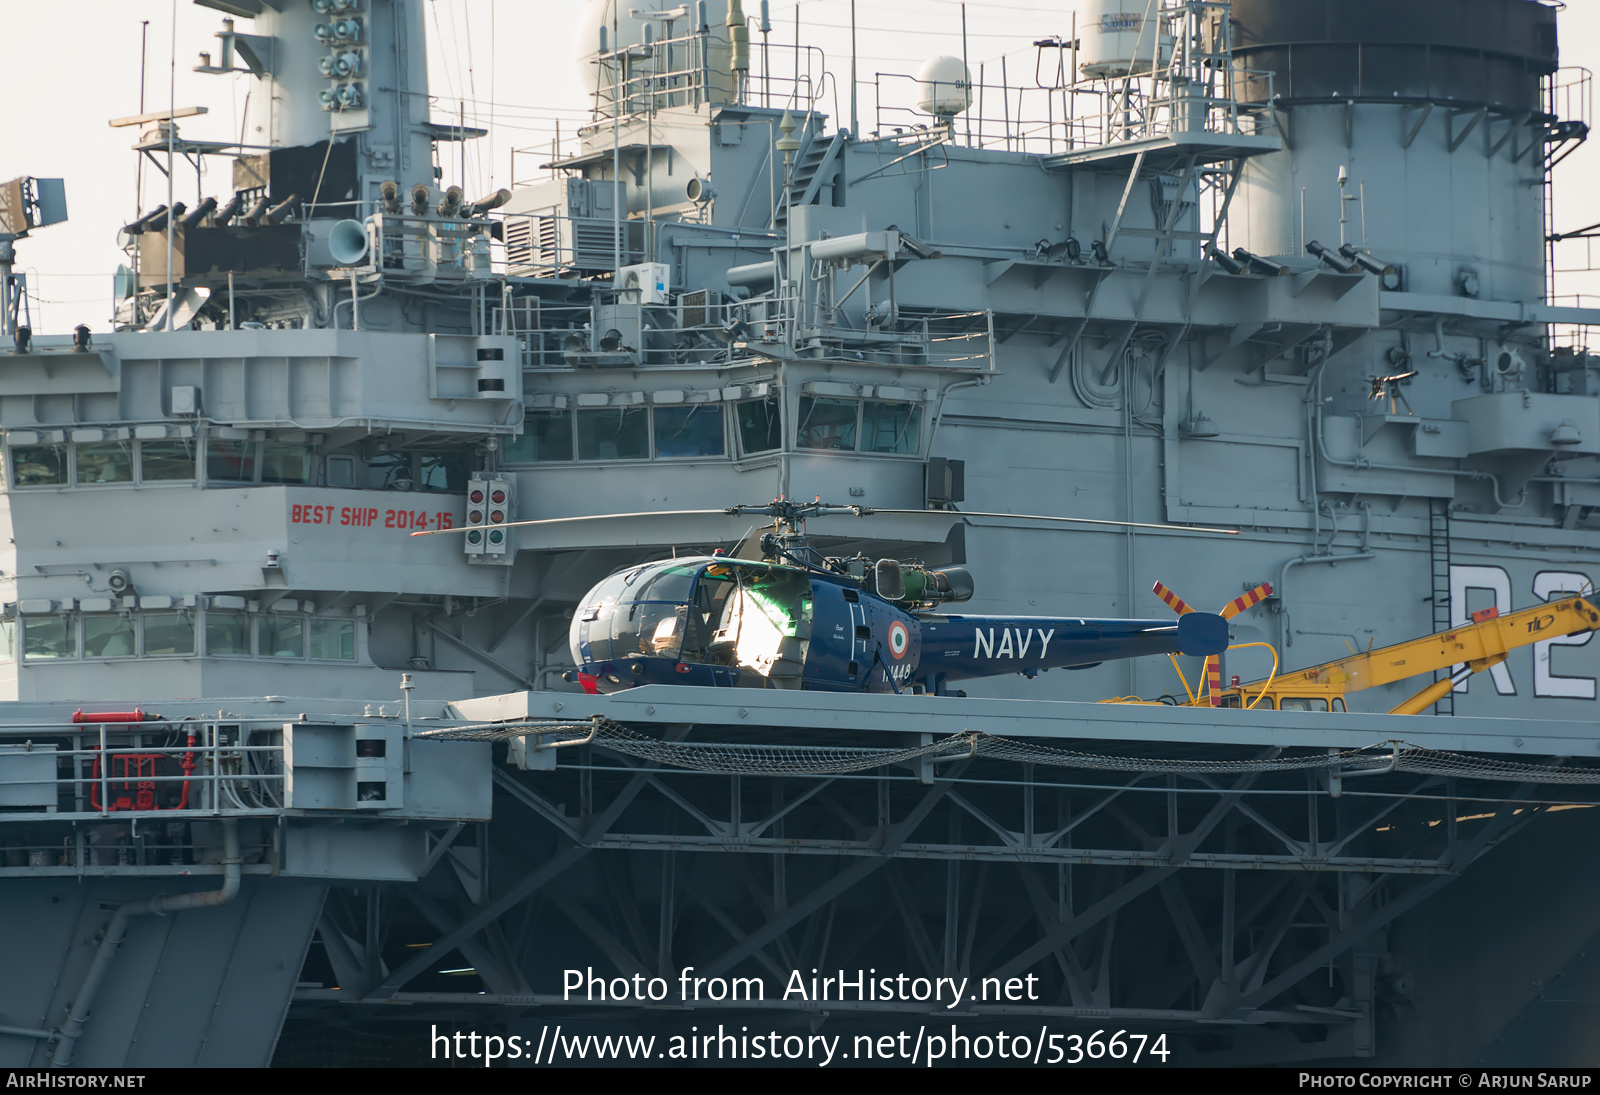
[0,176,67,344]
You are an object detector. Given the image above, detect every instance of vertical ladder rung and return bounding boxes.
[1429,497,1454,715]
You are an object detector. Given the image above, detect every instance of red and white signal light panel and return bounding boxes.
[464,477,516,563]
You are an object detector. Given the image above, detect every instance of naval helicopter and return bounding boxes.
[414,498,1236,696]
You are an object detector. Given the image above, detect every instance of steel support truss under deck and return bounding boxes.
[290,724,1568,1063]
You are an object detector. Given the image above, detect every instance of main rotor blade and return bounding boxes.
[850,508,1240,535]
[408,509,731,538]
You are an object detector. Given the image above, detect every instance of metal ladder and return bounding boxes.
[1429,497,1454,715]
[775,131,844,229]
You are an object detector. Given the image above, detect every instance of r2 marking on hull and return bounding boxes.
[973,627,1055,660]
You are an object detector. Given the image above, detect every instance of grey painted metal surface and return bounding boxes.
[2,0,1599,1067]
[0,877,323,1067]
[455,683,1600,757]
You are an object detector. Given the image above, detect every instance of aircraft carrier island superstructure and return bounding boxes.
[3,0,1600,1067]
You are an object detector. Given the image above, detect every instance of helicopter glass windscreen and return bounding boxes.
[634,563,700,604]
[575,567,644,663]
[503,410,574,463]
[796,397,858,451]
[652,405,724,458]
[860,401,921,454]
[611,602,689,659]
[606,563,703,660]
[736,398,781,454]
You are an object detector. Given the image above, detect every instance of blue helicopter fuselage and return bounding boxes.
[570,557,1227,696]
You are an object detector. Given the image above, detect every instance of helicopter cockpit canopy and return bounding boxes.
[571,557,814,685]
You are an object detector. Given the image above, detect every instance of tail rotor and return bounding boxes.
[1152,581,1273,706]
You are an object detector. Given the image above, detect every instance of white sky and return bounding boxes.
[3,0,1598,332]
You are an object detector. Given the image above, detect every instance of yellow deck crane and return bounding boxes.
[1116,585,1600,715]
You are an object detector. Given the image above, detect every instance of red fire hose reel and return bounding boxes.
[86,728,196,812]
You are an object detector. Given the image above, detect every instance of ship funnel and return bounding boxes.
[328,219,370,265]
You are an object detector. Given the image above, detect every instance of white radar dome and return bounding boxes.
[1074,0,1173,79]
[916,55,971,118]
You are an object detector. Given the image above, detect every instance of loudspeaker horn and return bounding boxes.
[328,219,370,266]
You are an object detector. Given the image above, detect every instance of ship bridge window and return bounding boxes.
[366,453,413,490]
[10,438,198,488]
[326,455,356,488]
[139,439,195,481]
[796,397,858,451]
[23,616,76,660]
[861,401,921,455]
[796,398,923,455]
[420,453,471,492]
[504,411,575,463]
[15,607,358,662]
[577,407,650,461]
[76,442,133,485]
[363,451,472,491]
[261,442,312,485]
[737,398,782,455]
[653,405,724,458]
[82,614,137,657]
[507,407,741,466]
[206,609,252,656]
[262,614,305,658]
[207,438,257,484]
[12,444,68,487]
[309,617,356,660]
[143,612,196,656]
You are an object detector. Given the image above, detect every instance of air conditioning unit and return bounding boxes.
[680,287,725,328]
[503,179,641,276]
[503,215,536,272]
[617,262,670,305]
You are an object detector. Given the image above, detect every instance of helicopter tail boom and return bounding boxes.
[919,610,1229,682]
